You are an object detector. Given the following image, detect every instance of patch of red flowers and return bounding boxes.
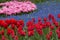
[0,14,60,40]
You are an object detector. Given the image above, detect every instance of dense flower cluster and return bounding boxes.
[0,14,60,40]
[0,1,37,15]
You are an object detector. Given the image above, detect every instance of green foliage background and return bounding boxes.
[0,0,60,3]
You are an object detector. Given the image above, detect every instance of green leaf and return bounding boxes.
[8,35,13,40]
[19,36,25,40]
[51,38,54,40]
[41,34,46,40]
[34,30,41,40]
[52,27,58,40]
[43,27,49,35]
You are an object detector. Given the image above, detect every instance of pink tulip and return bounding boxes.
[0,1,37,15]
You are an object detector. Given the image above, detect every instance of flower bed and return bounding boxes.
[0,1,37,15]
[0,14,60,40]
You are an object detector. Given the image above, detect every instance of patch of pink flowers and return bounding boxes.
[0,1,37,15]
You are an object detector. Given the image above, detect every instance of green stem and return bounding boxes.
[8,35,13,40]
[19,36,25,40]
[52,27,58,40]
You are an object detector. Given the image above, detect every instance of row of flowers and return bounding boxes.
[0,14,60,40]
[0,1,37,15]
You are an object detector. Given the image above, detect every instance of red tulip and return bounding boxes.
[27,25,34,31]
[50,25,54,30]
[0,20,5,26]
[43,17,47,22]
[17,26,25,36]
[56,27,60,34]
[0,20,4,26]
[19,20,24,27]
[57,33,60,39]
[49,31,52,37]
[0,20,8,28]
[48,14,52,20]
[38,17,41,22]
[10,19,17,24]
[16,23,23,28]
[54,21,59,27]
[57,14,60,18]
[48,14,55,21]
[11,24,15,29]
[5,19,11,25]
[18,30,26,36]
[17,27,23,32]
[7,28,12,35]
[2,23,8,29]
[46,22,51,26]
[52,19,56,24]
[1,35,6,40]
[28,30,34,37]
[58,27,60,31]
[26,21,34,27]
[56,27,60,39]
[46,34,50,40]
[42,23,46,28]
[16,22,20,28]
[51,15,55,20]
[38,21,42,25]
[1,30,4,35]
[32,18,35,22]
[37,30,43,35]
[14,36,18,40]
[10,29,15,38]
[35,23,43,30]
[56,29,60,34]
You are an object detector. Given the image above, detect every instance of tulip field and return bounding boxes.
[0,0,60,40]
[0,14,60,40]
